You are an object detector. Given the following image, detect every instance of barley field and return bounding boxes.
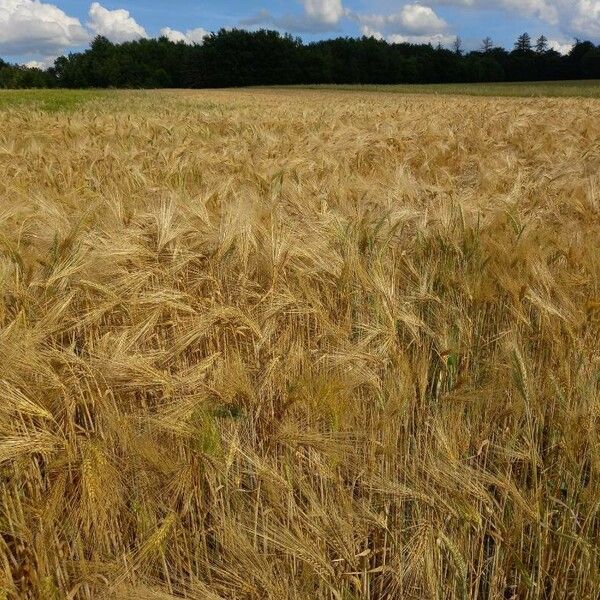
[279,80,600,98]
[0,89,599,600]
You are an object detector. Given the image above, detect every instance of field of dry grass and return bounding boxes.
[0,89,599,599]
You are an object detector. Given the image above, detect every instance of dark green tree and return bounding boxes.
[514,33,533,53]
[452,37,463,56]
[535,35,548,53]
[581,46,600,78]
[481,37,494,53]
[3,28,599,89]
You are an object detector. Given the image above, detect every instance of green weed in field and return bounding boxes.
[0,89,111,111]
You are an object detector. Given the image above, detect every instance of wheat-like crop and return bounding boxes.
[0,89,599,599]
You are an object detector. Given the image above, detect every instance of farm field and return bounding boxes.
[0,89,599,599]
[276,80,600,98]
[0,89,114,112]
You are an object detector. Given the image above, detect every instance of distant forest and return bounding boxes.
[1,29,600,89]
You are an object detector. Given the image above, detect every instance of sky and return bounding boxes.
[1,0,599,67]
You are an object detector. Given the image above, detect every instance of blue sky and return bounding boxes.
[1,0,598,66]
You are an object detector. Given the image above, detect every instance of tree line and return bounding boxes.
[1,30,600,89]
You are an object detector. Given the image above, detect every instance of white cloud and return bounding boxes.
[425,0,600,39]
[569,0,600,38]
[160,26,209,44]
[361,25,384,40]
[504,0,600,38]
[24,56,55,68]
[362,26,454,46]
[354,4,450,45]
[87,2,147,43]
[548,38,573,54]
[0,0,88,56]
[420,0,558,21]
[249,0,599,40]
[400,4,448,34]
[159,27,186,43]
[241,0,347,32]
[301,0,344,25]
[500,0,559,24]
[388,32,456,45]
